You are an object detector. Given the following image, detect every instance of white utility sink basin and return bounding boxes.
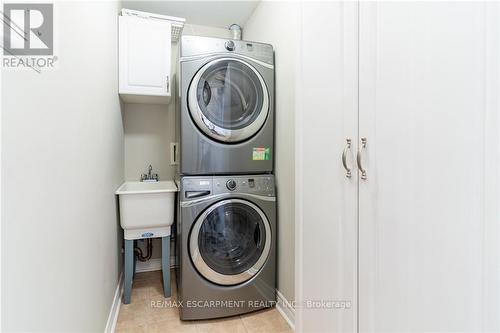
[116,181,178,240]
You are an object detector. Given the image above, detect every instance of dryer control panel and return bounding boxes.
[180,35,274,66]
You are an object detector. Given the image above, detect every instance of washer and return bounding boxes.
[176,175,276,320]
[178,35,274,175]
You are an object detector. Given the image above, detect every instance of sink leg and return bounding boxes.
[162,236,171,298]
[124,239,134,304]
[133,240,137,279]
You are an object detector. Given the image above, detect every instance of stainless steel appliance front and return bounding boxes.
[179,36,274,175]
[177,175,276,320]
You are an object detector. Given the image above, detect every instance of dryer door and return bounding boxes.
[189,199,271,285]
[188,58,269,143]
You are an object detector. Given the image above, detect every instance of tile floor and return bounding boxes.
[116,270,292,333]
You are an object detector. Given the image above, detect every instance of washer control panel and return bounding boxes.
[226,179,237,191]
[181,175,275,201]
[213,175,275,196]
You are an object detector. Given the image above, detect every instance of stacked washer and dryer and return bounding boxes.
[176,35,276,320]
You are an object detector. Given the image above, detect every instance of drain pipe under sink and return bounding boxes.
[134,238,153,262]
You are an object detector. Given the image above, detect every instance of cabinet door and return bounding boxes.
[295,2,358,332]
[358,2,500,331]
[119,15,171,97]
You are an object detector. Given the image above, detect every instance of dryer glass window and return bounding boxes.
[197,201,266,275]
[196,59,265,130]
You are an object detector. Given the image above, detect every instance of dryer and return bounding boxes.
[176,175,276,320]
[179,36,274,175]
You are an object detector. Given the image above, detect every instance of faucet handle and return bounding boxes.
[141,165,158,182]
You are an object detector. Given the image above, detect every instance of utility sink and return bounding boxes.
[116,180,178,240]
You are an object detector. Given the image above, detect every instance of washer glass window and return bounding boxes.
[197,59,263,130]
[188,58,270,143]
[190,199,271,285]
[199,201,265,274]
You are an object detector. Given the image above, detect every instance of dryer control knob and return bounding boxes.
[226,179,237,191]
[225,40,235,51]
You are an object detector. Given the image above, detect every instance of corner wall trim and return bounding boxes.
[104,273,123,333]
[276,289,295,330]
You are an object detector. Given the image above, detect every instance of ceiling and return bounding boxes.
[121,1,260,28]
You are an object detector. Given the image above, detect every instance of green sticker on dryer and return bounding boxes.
[252,147,270,161]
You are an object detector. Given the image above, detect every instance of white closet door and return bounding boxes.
[296,2,358,332]
[358,2,500,332]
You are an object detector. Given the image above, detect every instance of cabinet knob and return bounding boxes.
[166,75,170,93]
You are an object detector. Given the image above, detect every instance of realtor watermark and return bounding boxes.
[151,299,352,310]
[2,3,57,71]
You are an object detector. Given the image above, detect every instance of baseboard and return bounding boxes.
[104,273,123,333]
[276,289,295,331]
[135,257,176,273]
[104,256,174,331]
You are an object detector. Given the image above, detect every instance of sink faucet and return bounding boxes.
[141,164,159,182]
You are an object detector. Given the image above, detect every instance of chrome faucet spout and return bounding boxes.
[141,165,158,182]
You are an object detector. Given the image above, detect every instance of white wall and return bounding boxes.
[1,2,123,331]
[124,23,231,259]
[244,1,299,302]
[182,23,233,38]
[124,103,175,181]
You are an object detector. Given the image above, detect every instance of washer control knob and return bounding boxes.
[225,40,235,51]
[226,179,237,191]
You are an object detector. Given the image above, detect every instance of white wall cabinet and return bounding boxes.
[296,2,499,332]
[119,14,171,104]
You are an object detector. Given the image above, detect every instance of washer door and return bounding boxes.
[188,58,269,143]
[190,199,271,285]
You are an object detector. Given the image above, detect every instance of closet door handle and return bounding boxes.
[357,137,367,180]
[342,138,352,178]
